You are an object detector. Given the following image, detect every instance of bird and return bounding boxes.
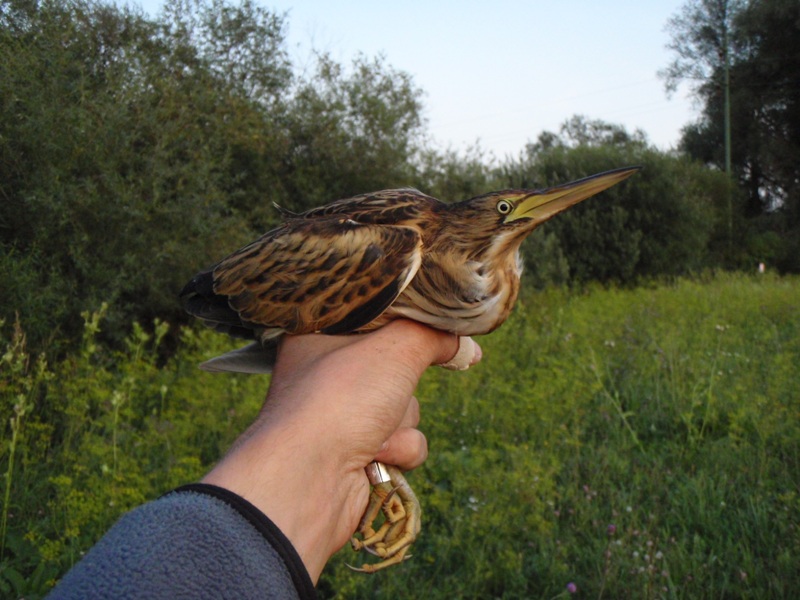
[180,166,640,571]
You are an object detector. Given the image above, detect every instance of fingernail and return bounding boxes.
[470,340,482,365]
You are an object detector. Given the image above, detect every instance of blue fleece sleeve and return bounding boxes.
[47,484,317,600]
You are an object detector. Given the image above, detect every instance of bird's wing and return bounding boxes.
[297,188,439,222]
[210,216,423,335]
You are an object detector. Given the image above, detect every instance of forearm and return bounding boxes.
[201,415,362,583]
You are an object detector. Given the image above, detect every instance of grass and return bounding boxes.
[1,273,798,598]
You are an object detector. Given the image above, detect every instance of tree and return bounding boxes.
[736,1,800,213]
[661,0,800,271]
[660,0,746,167]
[0,0,432,354]
[415,144,498,203]
[277,53,425,210]
[161,0,291,104]
[0,0,293,350]
[660,0,745,254]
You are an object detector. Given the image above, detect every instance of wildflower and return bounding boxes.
[566,582,577,594]
[607,524,617,536]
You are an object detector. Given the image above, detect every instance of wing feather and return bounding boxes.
[211,217,422,335]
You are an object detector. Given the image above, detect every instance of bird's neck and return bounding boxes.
[423,232,524,321]
[479,231,525,303]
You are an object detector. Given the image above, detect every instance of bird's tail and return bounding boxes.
[199,340,278,374]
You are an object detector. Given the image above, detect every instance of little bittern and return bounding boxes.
[181,166,639,571]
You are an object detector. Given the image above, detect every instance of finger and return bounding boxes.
[374,320,483,373]
[373,428,428,471]
[438,336,482,371]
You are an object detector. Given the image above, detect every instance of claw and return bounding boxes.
[346,551,413,573]
[350,464,421,572]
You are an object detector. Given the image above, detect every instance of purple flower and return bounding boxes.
[607,524,617,536]
[566,582,578,594]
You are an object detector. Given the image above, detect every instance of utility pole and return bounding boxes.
[723,33,732,176]
[723,9,733,250]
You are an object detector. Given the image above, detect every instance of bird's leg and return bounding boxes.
[348,461,421,573]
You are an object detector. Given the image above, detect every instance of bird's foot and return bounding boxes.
[348,464,421,573]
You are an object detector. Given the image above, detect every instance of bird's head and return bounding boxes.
[448,166,640,258]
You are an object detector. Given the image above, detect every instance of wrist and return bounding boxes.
[201,417,359,582]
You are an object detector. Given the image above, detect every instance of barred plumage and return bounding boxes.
[182,167,639,364]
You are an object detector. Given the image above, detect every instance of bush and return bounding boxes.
[501,118,726,287]
[0,307,266,598]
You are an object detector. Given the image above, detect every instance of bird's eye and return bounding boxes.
[496,200,513,215]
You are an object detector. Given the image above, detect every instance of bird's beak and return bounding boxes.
[509,166,640,224]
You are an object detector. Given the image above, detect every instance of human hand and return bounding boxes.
[202,320,481,582]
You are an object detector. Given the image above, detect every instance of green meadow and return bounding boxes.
[2,273,798,599]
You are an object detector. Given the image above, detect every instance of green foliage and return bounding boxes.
[415,144,500,203]
[4,275,796,598]
[662,0,800,269]
[659,0,746,97]
[320,274,800,598]
[0,308,267,597]
[2,3,797,590]
[0,0,427,355]
[277,53,425,209]
[500,118,725,286]
[2,5,796,592]
[0,0,287,350]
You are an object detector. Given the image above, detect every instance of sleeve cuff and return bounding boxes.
[167,483,317,600]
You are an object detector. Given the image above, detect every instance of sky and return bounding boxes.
[137,0,697,160]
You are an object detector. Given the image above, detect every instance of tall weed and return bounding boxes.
[323,274,799,599]
[1,274,797,598]
[0,308,266,598]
